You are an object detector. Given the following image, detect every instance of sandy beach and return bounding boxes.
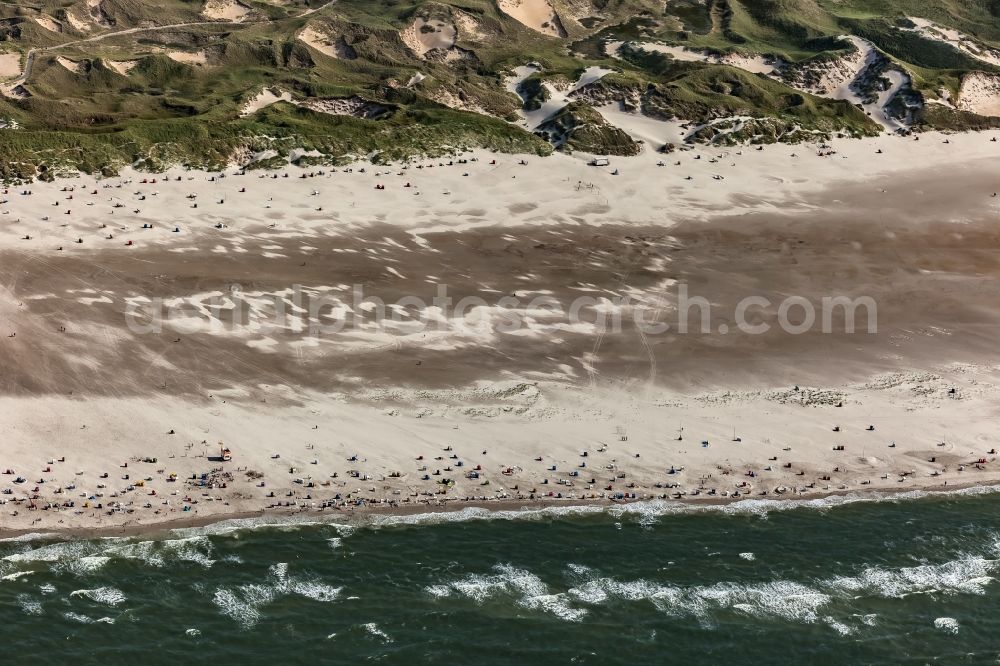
[1,128,999,534]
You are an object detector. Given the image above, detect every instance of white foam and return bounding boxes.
[363,623,393,642]
[934,617,960,634]
[66,556,111,575]
[102,536,216,569]
[824,615,853,636]
[212,562,341,628]
[0,532,61,543]
[17,594,42,615]
[2,570,34,581]
[63,611,115,624]
[70,586,126,606]
[427,563,586,621]
[824,556,996,598]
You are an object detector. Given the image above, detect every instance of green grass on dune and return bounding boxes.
[0,0,997,177]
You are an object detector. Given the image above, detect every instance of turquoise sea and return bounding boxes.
[4,489,1000,664]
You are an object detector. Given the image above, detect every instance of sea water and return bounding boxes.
[3,489,1000,663]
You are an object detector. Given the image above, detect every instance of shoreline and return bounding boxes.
[4,476,1000,543]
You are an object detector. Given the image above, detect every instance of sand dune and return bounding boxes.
[453,10,487,42]
[34,15,63,33]
[167,50,208,65]
[56,56,85,74]
[107,59,139,76]
[64,11,92,33]
[240,88,383,118]
[240,88,293,116]
[498,0,566,38]
[612,41,776,75]
[609,37,909,132]
[905,17,1000,68]
[202,0,250,21]
[298,25,339,58]
[959,72,1000,118]
[401,17,457,58]
[506,64,614,130]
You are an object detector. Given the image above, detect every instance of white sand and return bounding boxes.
[298,25,339,58]
[1,364,1000,532]
[401,17,457,57]
[498,0,565,38]
[506,64,615,130]
[958,72,1000,118]
[0,129,996,247]
[240,88,293,117]
[0,130,999,532]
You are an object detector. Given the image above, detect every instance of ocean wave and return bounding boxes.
[934,617,960,634]
[3,539,116,565]
[107,536,216,569]
[17,594,42,616]
[362,623,393,642]
[568,576,830,625]
[171,515,328,539]
[426,564,590,622]
[63,611,115,625]
[70,586,127,606]
[0,533,218,575]
[824,556,997,598]
[0,532,61,543]
[2,570,34,581]
[431,564,832,627]
[427,541,1000,633]
[63,556,111,576]
[213,562,342,629]
[824,616,853,636]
